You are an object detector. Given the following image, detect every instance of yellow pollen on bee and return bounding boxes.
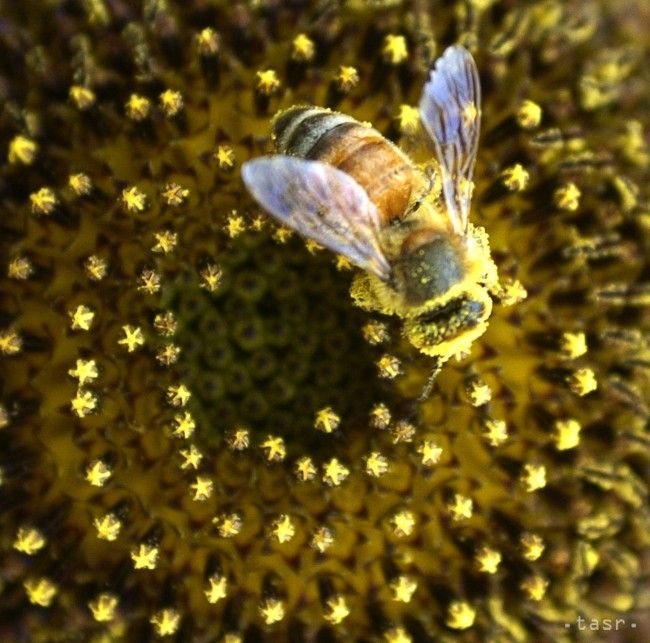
[521,532,545,560]
[159,89,184,117]
[8,135,38,165]
[516,99,542,129]
[131,543,159,570]
[68,172,93,196]
[520,575,549,601]
[567,368,598,396]
[554,182,582,211]
[553,418,582,450]
[314,406,340,433]
[382,34,408,64]
[294,456,317,481]
[71,389,98,418]
[256,69,281,95]
[118,325,145,352]
[417,440,443,466]
[94,512,122,541]
[85,459,112,486]
[260,435,286,462]
[260,598,285,624]
[30,187,58,215]
[179,444,203,470]
[271,514,295,543]
[121,186,147,212]
[390,510,416,537]
[520,463,547,492]
[24,578,58,607]
[8,256,33,280]
[310,526,334,553]
[69,85,96,110]
[324,595,350,624]
[125,94,151,121]
[448,494,473,521]
[291,33,315,62]
[475,546,502,574]
[322,458,350,486]
[88,593,119,622]
[446,601,476,630]
[150,608,180,636]
[482,417,508,446]
[390,575,417,603]
[14,526,46,555]
[167,383,191,407]
[500,163,529,191]
[205,575,228,604]
[0,330,23,355]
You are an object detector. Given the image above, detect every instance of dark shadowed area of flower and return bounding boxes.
[0,1,648,641]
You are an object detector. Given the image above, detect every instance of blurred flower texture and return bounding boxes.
[0,0,648,641]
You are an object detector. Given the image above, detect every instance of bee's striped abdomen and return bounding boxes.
[272,106,416,224]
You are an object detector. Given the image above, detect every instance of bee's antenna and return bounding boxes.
[418,356,443,401]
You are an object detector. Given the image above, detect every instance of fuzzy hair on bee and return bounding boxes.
[242,45,504,383]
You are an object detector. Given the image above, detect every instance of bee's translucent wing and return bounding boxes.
[242,156,392,281]
[419,45,481,234]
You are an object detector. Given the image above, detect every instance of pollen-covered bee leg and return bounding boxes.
[418,356,445,401]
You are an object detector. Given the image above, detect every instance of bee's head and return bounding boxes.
[394,234,469,305]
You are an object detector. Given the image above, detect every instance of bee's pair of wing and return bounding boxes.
[241,45,481,283]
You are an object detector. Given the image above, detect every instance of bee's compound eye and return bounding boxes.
[396,237,464,305]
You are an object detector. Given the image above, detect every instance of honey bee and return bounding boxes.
[242,46,502,378]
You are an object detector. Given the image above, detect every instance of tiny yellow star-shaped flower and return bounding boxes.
[322,458,350,486]
[121,186,147,213]
[516,99,542,129]
[154,311,177,336]
[125,94,151,121]
[0,330,22,355]
[214,145,235,171]
[131,543,159,570]
[369,403,391,430]
[448,494,473,522]
[118,325,145,352]
[225,212,246,238]
[196,27,220,56]
[462,101,479,127]
[396,104,420,136]
[390,510,416,537]
[8,135,38,165]
[88,593,118,622]
[152,230,178,253]
[475,546,502,574]
[497,278,527,306]
[159,89,184,117]
[567,367,598,396]
[137,269,161,294]
[520,532,545,561]
[69,85,96,110]
[465,378,492,406]
[390,575,417,603]
[68,359,99,386]
[250,215,265,231]
[554,182,582,211]
[24,578,57,607]
[520,575,549,601]
[14,526,46,555]
[559,331,587,359]
[324,595,349,624]
[30,187,58,215]
[482,417,508,447]
[215,512,242,538]
[190,476,214,502]
[68,172,93,196]
[200,264,223,293]
[377,354,402,379]
[310,526,335,553]
[0,404,8,428]
[260,598,285,625]
[167,383,191,407]
[150,608,180,636]
[335,65,359,92]
[93,512,122,541]
[335,254,353,271]
[291,33,315,62]
[161,182,189,206]
[84,255,108,281]
[270,514,295,544]
[272,225,293,243]
[304,239,323,254]
[314,406,340,433]
[8,256,34,280]
[260,435,286,462]
[362,320,389,345]
[71,388,98,418]
[205,574,228,604]
[446,600,476,630]
[553,418,582,450]
[417,440,442,467]
[256,69,281,95]
[384,626,412,643]
[390,419,416,444]
[364,451,389,477]
[69,304,95,331]
[85,459,112,487]
[226,427,250,451]
[156,343,181,366]
[179,444,203,470]
[382,34,408,65]
[294,456,317,482]
[501,163,529,191]
[520,463,547,492]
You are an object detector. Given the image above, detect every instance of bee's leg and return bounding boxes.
[418,356,443,401]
